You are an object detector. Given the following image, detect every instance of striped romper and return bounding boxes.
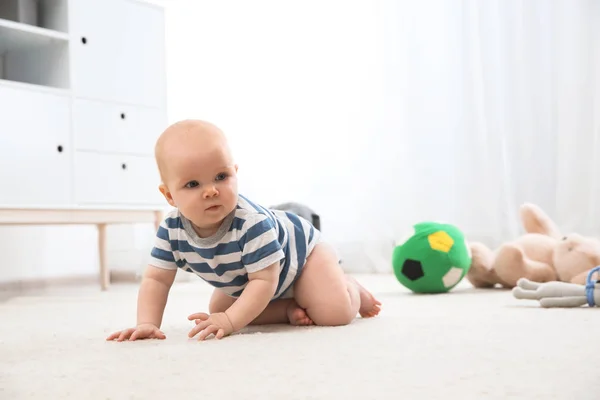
[149,194,322,300]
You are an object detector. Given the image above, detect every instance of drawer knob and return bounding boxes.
[120,113,126,120]
[81,37,87,44]
[121,163,127,170]
[57,145,63,153]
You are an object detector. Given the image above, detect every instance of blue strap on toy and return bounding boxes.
[585,266,600,307]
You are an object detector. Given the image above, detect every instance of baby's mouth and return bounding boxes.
[206,205,221,211]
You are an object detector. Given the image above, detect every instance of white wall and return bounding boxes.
[162,0,498,272]
[165,0,411,272]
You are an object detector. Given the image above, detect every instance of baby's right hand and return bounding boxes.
[106,323,166,341]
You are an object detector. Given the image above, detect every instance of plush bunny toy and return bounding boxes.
[467,203,600,289]
[512,266,600,308]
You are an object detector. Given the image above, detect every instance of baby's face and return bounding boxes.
[156,121,238,237]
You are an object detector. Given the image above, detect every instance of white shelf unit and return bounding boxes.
[0,0,168,290]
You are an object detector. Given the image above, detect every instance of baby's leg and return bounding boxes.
[207,288,313,326]
[293,242,382,326]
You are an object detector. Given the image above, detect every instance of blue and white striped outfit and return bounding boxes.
[149,194,321,300]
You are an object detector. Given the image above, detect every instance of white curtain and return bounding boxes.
[165,0,600,273]
[451,0,600,244]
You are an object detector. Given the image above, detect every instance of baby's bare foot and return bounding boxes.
[286,301,313,326]
[348,276,382,318]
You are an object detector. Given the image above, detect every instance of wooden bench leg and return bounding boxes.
[154,210,162,232]
[98,223,109,290]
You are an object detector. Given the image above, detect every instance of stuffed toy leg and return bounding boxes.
[512,266,600,308]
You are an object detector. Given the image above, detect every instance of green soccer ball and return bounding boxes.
[392,222,472,293]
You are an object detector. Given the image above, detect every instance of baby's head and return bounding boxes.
[155,119,238,237]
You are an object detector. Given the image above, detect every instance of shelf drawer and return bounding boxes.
[73,99,165,155]
[0,85,71,206]
[74,152,164,206]
[69,0,166,107]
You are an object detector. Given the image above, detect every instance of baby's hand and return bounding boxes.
[187,312,234,341]
[106,323,166,341]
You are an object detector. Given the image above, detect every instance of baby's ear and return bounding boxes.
[158,183,176,207]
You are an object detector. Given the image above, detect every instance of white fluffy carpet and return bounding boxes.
[1,274,598,400]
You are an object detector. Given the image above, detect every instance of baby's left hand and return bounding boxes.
[187,312,234,341]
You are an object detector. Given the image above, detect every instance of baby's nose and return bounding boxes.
[203,186,218,198]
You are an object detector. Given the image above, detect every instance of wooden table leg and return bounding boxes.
[98,223,109,290]
[153,210,163,232]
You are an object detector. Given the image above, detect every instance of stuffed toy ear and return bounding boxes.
[520,203,562,239]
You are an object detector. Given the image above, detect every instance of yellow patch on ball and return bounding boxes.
[428,231,454,253]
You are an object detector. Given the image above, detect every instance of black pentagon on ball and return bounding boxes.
[402,259,424,281]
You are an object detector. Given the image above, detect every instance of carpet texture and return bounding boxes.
[1,274,598,400]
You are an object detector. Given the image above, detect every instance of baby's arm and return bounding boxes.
[224,262,279,330]
[188,214,284,340]
[106,265,176,341]
[107,212,180,341]
[137,265,177,327]
[187,262,279,340]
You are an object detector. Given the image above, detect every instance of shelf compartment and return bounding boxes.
[0,18,69,53]
[0,18,70,89]
[0,0,69,33]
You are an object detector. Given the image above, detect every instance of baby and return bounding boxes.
[107,120,381,341]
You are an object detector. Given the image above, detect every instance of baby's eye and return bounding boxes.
[215,173,228,181]
[185,180,199,188]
